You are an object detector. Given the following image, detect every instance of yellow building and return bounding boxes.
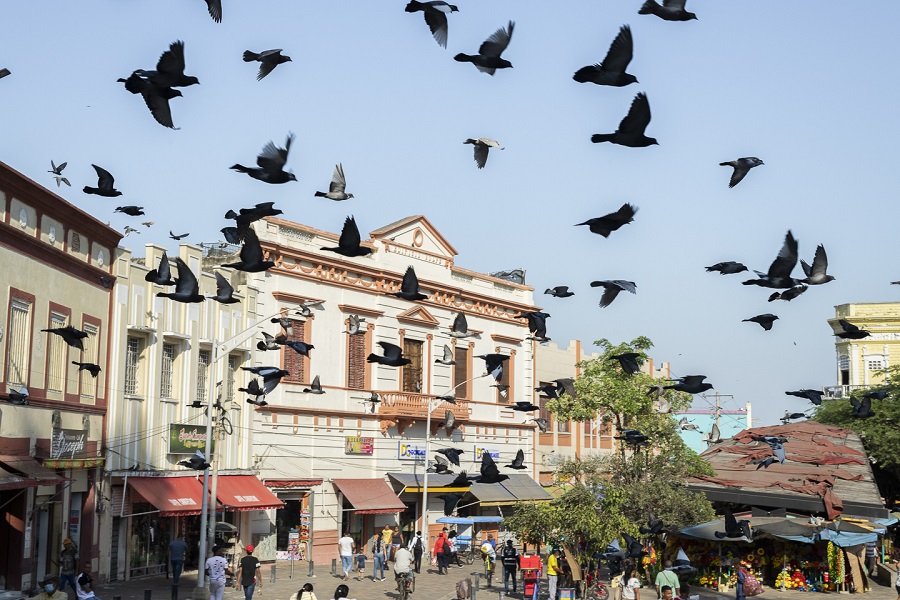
[828,302,900,397]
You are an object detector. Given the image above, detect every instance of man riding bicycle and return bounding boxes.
[394,545,414,592]
[481,534,497,586]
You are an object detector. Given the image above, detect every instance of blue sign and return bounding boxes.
[474,447,500,460]
[398,442,426,460]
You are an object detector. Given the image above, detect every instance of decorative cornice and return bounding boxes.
[382,239,452,267]
[396,306,440,328]
[491,333,524,345]
[272,291,326,306]
[338,304,385,318]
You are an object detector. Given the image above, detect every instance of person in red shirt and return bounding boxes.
[433,532,448,575]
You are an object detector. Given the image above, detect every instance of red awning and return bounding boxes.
[215,475,284,511]
[265,479,323,488]
[0,464,38,490]
[333,478,407,515]
[0,455,66,486]
[128,476,205,516]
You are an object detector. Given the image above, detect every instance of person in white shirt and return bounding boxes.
[393,547,414,592]
[205,546,233,600]
[75,563,97,600]
[338,532,356,581]
[621,567,641,600]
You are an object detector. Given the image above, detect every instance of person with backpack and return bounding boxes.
[408,531,424,574]
[501,540,520,595]
[434,531,448,575]
[371,533,387,581]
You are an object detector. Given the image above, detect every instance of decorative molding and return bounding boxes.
[379,419,397,435]
[337,304,384,318]
[272,291,326,306]
[396,306,440,328]
[491,333,524,345]
[278,226,315,243]
[382,240,451,267]
[369,214,458,257]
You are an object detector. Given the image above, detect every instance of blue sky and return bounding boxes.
[3,2,899,427]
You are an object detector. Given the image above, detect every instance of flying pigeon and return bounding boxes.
[750,435,787,463]
[463,138,503,169]
[864,389,888,400]
[544,286,574,298]
[0,68,11,80]
[512,401,540,412]
[367,341,412,367]
[170,231,189,240]
[117,71,183,129]
[449,312,475,338]
[576,204,638,238]
[49,160,70,187]
[477,354,508,382]
[294,301,324,318]
[516,311,550,340]
[178,450,210,470]
[134,40,200,89]
[591,92,657,147]
[719,157,764,188]
[706,262,748,275]
[392,266,428,301]
[203,0,222,22]
[639,0,698,21]
[430,454,453,474]
[590,280,636,307]
[210,272,240,304]
[72,361,101,377]
[257,332,284,351]
[223,202,284,242]
[716,508,751,540]
[42,325,88,350]
[506,449,527,470]
[231,133,297,184]
[446,472,468,487]
[436,448,465,466]
[314,163,354,200]
[141,221,154,228]
[442,409,457,432]
[704,423,722,444]
[405,1,458,48]
[477,451,509,484]
[437,493,461,516]
[535,383,559,398]
[83,164,122,197]
[851,396,875,419]
[242,365,287,377]
[321,216,372,257]
[743,314,779,331]
[598,539,625,561]
[639,514,665,535]
[491,383,510,399]
[621,533,647,559]
[303,375,325,394]
[610,352,642,375]
[435,345,456,366]
[768,285,808,302]
[573,25,637,87]
[554,378,576,399]
[115,206,145,216]
[246,396,269,407]
[754,456,778,469]
[7,386,28,405]
[742,230,802,289]
[454,21,514,75]
[157,257,205,303]
[243,49,292,81]
[238,378,266,399]
[800,244,835,285]
[780,410,806,424]
[123,226,140,237]
[222,227,276,272]
[531,418,549,433]
[271,317,294,337]
[666,375,712,394]
[343,314,365,335]
[678,417,699,431]
[785,389,824,405]
[279,339,314,357]
[834,319,870,340]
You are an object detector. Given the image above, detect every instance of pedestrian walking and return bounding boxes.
[355,546,365,581]
[655,562,679,599]
[205,546,233,600]
[234,544,263,600]
[371,533,387,581]
[866,541,878,576]
[391,526,405,562]
[502,540,520,595]
[408,531,425,574]
[169,538,189,586]
[59,539,79,593]
[621,567,641,600]
[434,531,449,575]
[338,532,355,581]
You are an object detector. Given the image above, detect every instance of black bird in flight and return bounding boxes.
[321,216,372,257]
[516,311,550,340]
[463,138,503,169]
[222,202,283,243]
[800,244,835,286]
[278,339,314,357]
[136,40,200,89]
[157,257,205,303]
[610,352,642,375]
[477,451,509,484]
[512,401,540,412]
[7,386,28,405]
[506,449,527,470]
[405,1,458,49]
[768,285,807,302]
[639,514,665,535]
[622,533,647,559]
[665,375,712,394]
[754,456,778,469]
[639,0,698,21]
[716,508,751,540]
[477,354,509,382]
[49,160,70,187]
[315,163,354,201]
[430,454,453,474]
[0,68,10,80]
[576,203,638,238]
[243,49,292,81]
[834,319,870,340]
[145,251,175,286]
[83,165,122,197]
[851,396,875,419]
[590,280,636,308]
[531,418,549,433]
[210,272,240,304]
[436,447,465,467]
[780,410,807,424]
[170,231,189,241]
[454,20,514,75]
[743,314,779,331]
[449,312,476,338]
[554,378,576,400]
[303,375,326,394]
[864,389,888,400]
[592,92,657,147]
[535,383,558,399]
[545,286,574,298]
[392,266,428,301]
[437,493,461,516]
[72,361,101,377]
[706,262,748,275]
[248,368,290,395]
[257,331,284,351]
[117,71,183,129]
[785,389,824,405]
[719,157,764,188]
[223,228,275,272]
[367,341,412,367]
[743,230,802,289]
[42,325,88,350]
[115,206,144,217]
[750,434,787,464]
[204,0,222,23]
[231,134,297,184]
[178,450,210,470]
[573,25,637,87]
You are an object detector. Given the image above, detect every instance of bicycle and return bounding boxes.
[483,554,495,587]
[397,571,415,600]
[583,565,609,600]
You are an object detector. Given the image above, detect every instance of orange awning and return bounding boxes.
[215,475,284,511]
[333,478,407,515]
[128,476,205,516]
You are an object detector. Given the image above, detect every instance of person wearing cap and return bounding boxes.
[235,545,263,600]
[36,575,68,600]
[547,548,560,600]
[206,545,233,600]
[59,538,79,593]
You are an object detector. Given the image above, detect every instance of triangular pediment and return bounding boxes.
[370,215,457,260]
[396,305,440,328]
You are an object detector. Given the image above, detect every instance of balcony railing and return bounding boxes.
[822,385,870,400]
[379,391,470,421]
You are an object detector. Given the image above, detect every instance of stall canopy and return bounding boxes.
[333,478,407,514]
[688,422,888,520]
[387,472,470,493]
[0,455,66,487]
[127,475,206,516]
[436,516,504,525]
[470,475,552,507]
[216,475,284,511]
[678,514,879,546]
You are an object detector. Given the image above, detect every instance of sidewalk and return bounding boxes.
[90,561,899,600]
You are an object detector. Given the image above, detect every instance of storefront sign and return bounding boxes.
[168,423,215,455]
[474,446,500,460]
[398,442,426,460]
[51,428,87,459]
[346,436,374,455]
